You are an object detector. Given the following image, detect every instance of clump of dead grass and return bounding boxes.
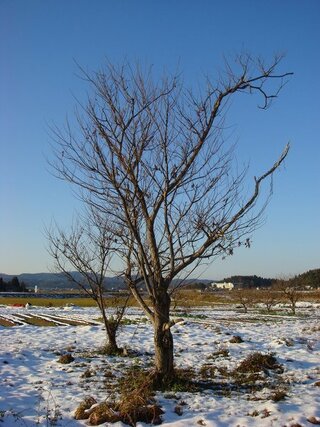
[87,402,120,425]
[207,348,230,359]
[165,367,200,393]
[57,353,74,364]
[270,389,287,401]
[74,396,97,420]
[79,366,163,426]
[307,416,320,425]
[81,368,96,379]
[229,335,244,343]
[235,352,283,374]
[199,350,286,397]
[97,344,125,357]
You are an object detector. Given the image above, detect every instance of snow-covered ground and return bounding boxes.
[0,303,319,426]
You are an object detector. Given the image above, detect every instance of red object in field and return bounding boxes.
[11,303,25,308]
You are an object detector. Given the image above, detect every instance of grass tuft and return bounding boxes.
[84,366,163,425]
[57,353,74,364]
[270,389,287,401]
[235,352,283,374]
[229,335,244,343]
[74,397,97,420]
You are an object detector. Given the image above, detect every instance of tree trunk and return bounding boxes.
[153,290,174,384]
[154,322,174,379]
[98,299,121,354]
[104,328,120,354]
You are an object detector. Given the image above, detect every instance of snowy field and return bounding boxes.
[0,303,319,426]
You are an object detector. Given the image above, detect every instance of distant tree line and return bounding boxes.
[222,275,273,289]
[276,269,320,289]
[0,276,28,292]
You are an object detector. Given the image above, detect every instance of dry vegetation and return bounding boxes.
[0,295,137,308]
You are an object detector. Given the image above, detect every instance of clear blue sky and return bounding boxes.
[1,0,319,279]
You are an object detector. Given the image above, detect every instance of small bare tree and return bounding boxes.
[275,279,301,315]
[259,287,279,313]
[232,288,257,313]
[47,208,128,354]
[50,54,291,382]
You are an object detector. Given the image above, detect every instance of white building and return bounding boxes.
[211,282,234,290]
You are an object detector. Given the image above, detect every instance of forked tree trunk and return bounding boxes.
[153,290,174,383]
[97,298,121,354]
[104,328,120,354]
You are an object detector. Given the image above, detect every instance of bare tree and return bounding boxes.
[232,288,257,313]
[275,279,301,315]
[50,54,292,382]
[47,208,128,354]
[258,287,279,313]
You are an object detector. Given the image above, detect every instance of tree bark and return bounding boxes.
[98,298,121,354]
[104,329,120,354]
[153,291,174,383]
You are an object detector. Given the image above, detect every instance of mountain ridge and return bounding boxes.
[1,268,319,290]
[0,272,212,291]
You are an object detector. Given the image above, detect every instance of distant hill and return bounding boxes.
[288,268,320,289]
[1,269,318,291]
[221,275,274,289]
[0,272,126,291]
[0,272,211,291]
[170,280,213,291]
[222,270,320,289]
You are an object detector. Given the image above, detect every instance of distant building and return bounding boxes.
[211,282,234,290]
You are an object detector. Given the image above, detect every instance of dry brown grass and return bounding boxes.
[0,316,15,327]
[235,352,283,374]
[74,397,97,420]
[0,295,137,308]
[172,290,228,307]
[229,335,244,343]
[0,312,96,327]
[57,353,74,364]
[87,402,120,425]
[0,297,95,307]
[78,367,163,426]
[270,389,287,401]
[14,314,57,326]
[1,288,318,310]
